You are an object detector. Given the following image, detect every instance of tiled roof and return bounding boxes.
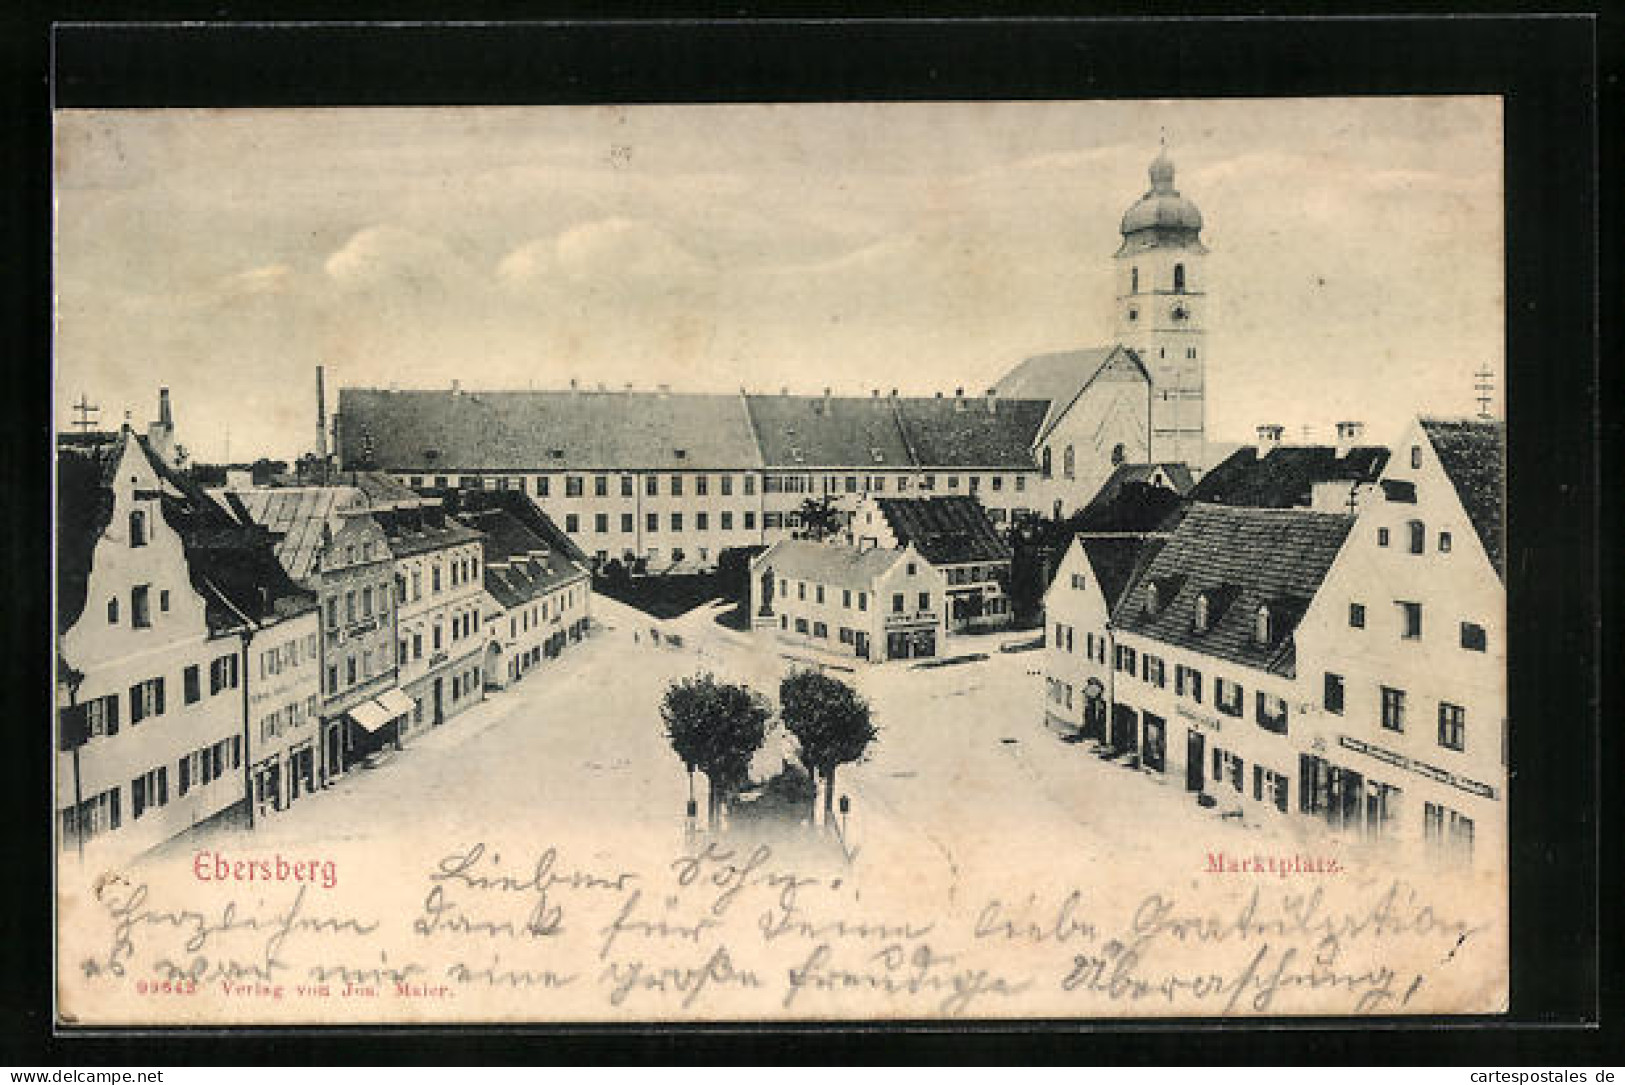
[1421,417,1504,580]
[56,440,123,629]
[743,395,913,468]
[753,539,906,593]
[1077,472,1191,535]
[425,488,590,565]
[460,506,587,608]
[371,504,484,558]
[337,388,764,472]
[992,345,1148,440]
[1112,503,1355,677]
[874,495,1011,567]
[889,396,1048,468]
[223,487,357,581]
[1190,445,1390,509]
[1080,536,1165,611]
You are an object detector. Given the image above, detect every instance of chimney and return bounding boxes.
[1334,420,1365,459]
[451,379,462,396]
[314,366,328,460]
[147,388,176,466]
[624,382,634,393]
[934,391,943,399]
[569,378,579,393]
[781,386,789,396]
[1255,424,1284,458]
[821,387,832,413]
[870,388,879,398]
[890,388,898,398]
[953,387,965,411]
[985,387,998,414]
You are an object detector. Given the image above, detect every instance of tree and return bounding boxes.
[778,670,879,825]
[796,496,842,541]
[659,673,772,829]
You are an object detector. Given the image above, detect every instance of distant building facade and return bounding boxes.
[750,540,947,663]
[847,494,1014,631]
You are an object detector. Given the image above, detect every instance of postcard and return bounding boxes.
[53,97,1507,1024]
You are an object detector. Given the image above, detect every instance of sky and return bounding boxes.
[54,98,1503,463]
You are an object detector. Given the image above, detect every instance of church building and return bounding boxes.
[336,145,1212,550]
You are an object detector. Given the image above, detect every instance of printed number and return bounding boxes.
[136,979,197,995]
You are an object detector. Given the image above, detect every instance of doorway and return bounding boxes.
[433,677,445,726]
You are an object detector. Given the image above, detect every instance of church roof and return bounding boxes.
[992,345,1149,441]
[1421,416,1504,580]
[1112,503,1354,678]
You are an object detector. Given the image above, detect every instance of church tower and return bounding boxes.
[1114,143,1207,469]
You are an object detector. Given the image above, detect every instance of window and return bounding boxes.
[129,510,148,547]
[1254,605,1272,646]
[326,664,338,693]
[565,514,579,533]
[107,598,118,624]
[595,513,609,533]
[1015,475,1027,492]
[1253,766,1289,812]
[794,618,809,634]
[670,475,684,497]
[129,678,164,724]
[82,694,119,739]
[721,511,733,531]
[1213,749,1243,792]
[646,476,658,497]
[1063,446,1076,479]
[565,476,583,498]
[594,475,608,497]
[918,591,931,612]
[813,621,828,639]
[744,475,757,496]
[1115,644,1137,674]
[892,593,904,614]
[815,585,825,605]
[744,512,757,530]
[696,513,709,531]
[670,513,683,532]
[1324,673,1344,714]
[1439,531,1452,553]
[131,585,152,628]
[1377,527,1390,547]
[346,656,357,685]
[1349,603,1366,629]
[1041,448,1052,479]
[1255,692,1289,734]
[857,592,868,612]
[1214,678,1244,717]
[621,513,634,533]
[647,513,659,533]
[1176,662,1202,704]
[1173,263,1186,292]
[1424,802,1475,855]
[1131,266,1139,292]
[1381,686,1406,732]
[210,654,238,695]
[1142,655,1165,688]
[362,586,374,617]
[183,665,200,704]
[1438,703,1466,751]
[1408,520,1425,554]
[1411,445,1423,469]
[1460,622,1487,652]
[1398,601,1423,639]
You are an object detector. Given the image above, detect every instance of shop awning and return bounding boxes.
[375,688,415,719]
[346,699,395,734]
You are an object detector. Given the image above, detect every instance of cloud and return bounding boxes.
[323,224,470,293]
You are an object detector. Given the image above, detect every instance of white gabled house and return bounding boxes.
[750,539,947,663]
[1292,416,1506,868]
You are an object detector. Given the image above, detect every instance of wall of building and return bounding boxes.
[1041,544,1114,734]
[394,537,487,738]
[1292,419,1506,867]
[1115,245,1206,468]
[314,515,399,773]
[1036,356,1153,517]
[57,439,248,862]
[246,608,322,819]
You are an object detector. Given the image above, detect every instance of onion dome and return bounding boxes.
[1119,149,1204,236]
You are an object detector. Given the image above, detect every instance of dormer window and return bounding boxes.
[870,448,885,463]
[1193,594,1210,633]
[674,449,688,460]
[550,448,565,459]
[1143,583,1159,615]
[1254,605,1272,646]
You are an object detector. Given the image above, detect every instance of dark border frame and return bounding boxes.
[4,13,1609,1065]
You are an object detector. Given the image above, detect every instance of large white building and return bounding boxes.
[56,424,315,863]
[335,146,1216,541]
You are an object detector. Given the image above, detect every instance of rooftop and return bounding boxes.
[1421,416,1504,580]
[1191,444,1390,510]
[1112,503,1355,677]
[873,495,1011,567]
[753,538,908,593]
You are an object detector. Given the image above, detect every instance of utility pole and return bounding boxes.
[70,394,101,435]
[1473,366,1496,419]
